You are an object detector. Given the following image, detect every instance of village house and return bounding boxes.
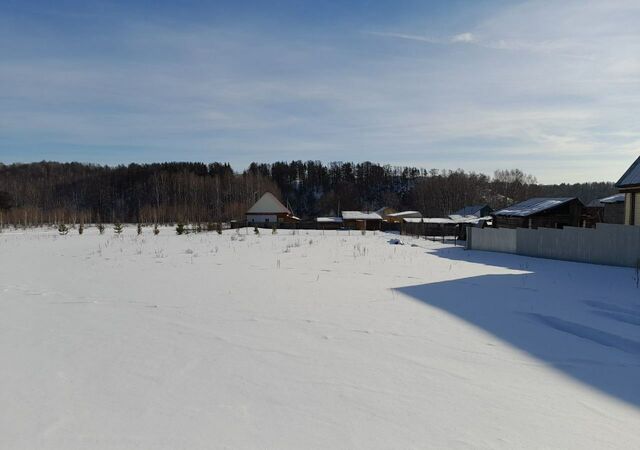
[616,155,640,225]
[245,192,299,225]
[492,197,584,229]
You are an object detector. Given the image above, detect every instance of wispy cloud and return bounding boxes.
[1,1,640,182]
[362,31,441,44]
[451,32,475,43]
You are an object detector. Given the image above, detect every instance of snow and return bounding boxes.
[316,217,343,223]
[386,211,422,219]
[341,211,383,220]
[1,226,639,449]
[599,193,625,204]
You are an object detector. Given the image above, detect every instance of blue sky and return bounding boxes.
[1,0,640,182]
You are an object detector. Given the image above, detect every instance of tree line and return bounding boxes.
[0,161,617,226]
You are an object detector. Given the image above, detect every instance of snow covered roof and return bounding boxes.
[247,192,291,215]
[493,198,577,217]
[404,217,454,224]
[386,211,422,219]
[587,194,625,207]
[404,216,492,224]
[599,193,625,204]
[452,205,489,217]
[616,155,640,188]
[341,211,383,220]
[316,217,343,223]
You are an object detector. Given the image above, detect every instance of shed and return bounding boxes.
[492,197,584,229]
[246,192,298,225]
[452,205,492,218]
[584,194,625,226]
[341,211,383,230]
[316,217,343,230]
[616,155,640,225]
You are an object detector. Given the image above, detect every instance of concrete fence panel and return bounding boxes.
[467,227,516,254]
[467,224,640,268]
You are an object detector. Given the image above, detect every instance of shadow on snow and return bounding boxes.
[396,246,640,408]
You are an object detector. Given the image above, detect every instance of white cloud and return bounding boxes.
[451,32,475,43]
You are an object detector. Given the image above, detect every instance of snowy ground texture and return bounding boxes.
[1,226,639,449]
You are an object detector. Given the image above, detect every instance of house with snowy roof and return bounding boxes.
[246,192,299,225]
[341,211,383,230]
[492,197,583,229]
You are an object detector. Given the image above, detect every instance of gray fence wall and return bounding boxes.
[467,223,640,268]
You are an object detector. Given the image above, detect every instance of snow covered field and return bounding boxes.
[1,226,639,449]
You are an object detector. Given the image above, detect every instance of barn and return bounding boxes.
[246,192,299,225]
[492,197,584,229]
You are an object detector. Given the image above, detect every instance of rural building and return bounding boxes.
[584,194,625,227]
[452,204,492,218]
[616,155,640,225]
[341,211,383,230]
[492,197,584,229]
[316,217,343,230]
[246,192,299,225]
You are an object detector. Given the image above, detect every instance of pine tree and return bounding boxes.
[114,222,124,235]
[137,223,142,235]
[176,223,185,235]
[58,223,69,235]
[98,223,105,234]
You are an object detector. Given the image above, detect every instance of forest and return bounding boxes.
[0,161,617,226]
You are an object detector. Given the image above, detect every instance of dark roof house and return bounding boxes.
[493,197,584,229]
[616,156,640,189]
[616,156,640,225]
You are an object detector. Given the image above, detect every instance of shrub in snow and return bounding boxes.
[114,222,124,235]
[97,223,105,234]
[254,226,259,235]
[137,223,142,235]
[272,225,277,234]
[153,224,160,235]
[196,223,202,233]
[58,223,69,235]
[78,223,84,235]
[176,223,186,235]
